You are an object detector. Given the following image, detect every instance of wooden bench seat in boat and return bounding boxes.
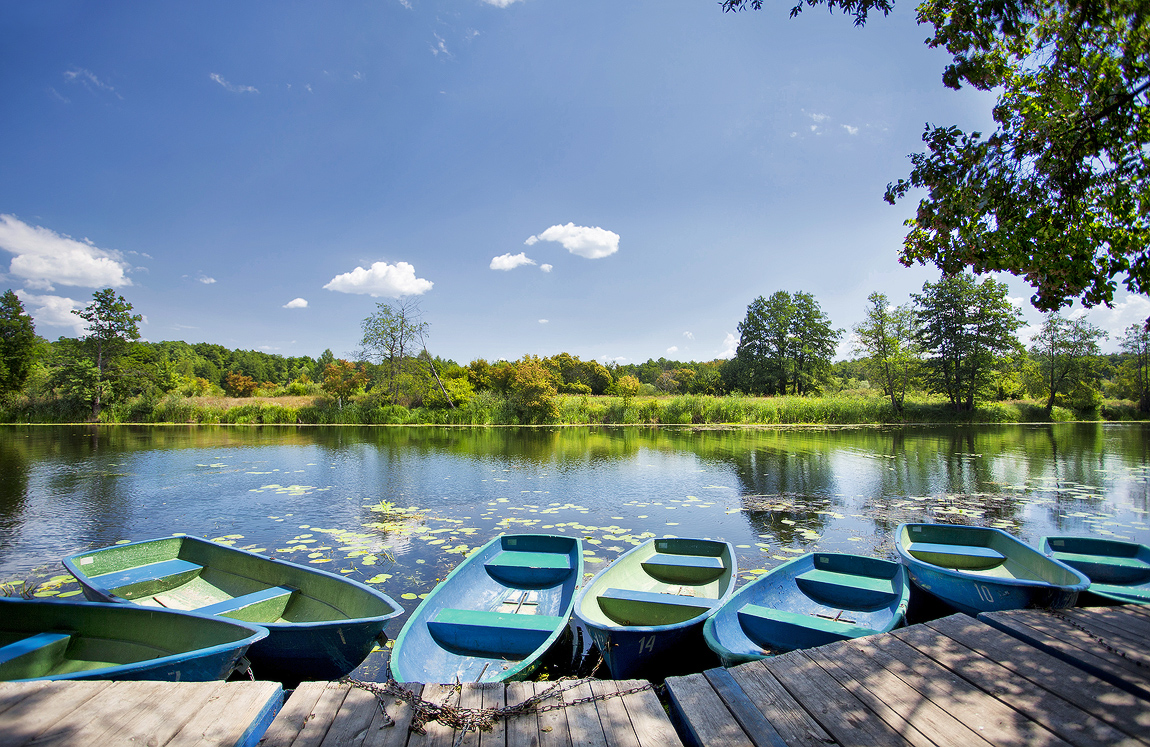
[195,585,295,622]
[640,553,725,584]
[794,569,900,610]
[426,608,565,658]
[1049,551,1150,585]
[737,605,879,650]
[92,558,204,598]
[596,587,719,626]
[0,632,72,678]
[906,542,1005,571]
[484,551,573,585]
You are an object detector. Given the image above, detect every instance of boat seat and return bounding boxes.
[196,586,295,622]
[427,608,564,658]
[737,605,879,652]
[0,632,72,678]
[93,558,204,597]
[1050,551,1150,585]
[484,551,573,586]
[596,588,719,626]
[906,542,1005,571]
[640,553,726,584]
[795,569,900,610]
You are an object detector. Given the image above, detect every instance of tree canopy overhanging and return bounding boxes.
[724,0,1150,319]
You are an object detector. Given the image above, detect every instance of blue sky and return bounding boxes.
[2,1,1145,364]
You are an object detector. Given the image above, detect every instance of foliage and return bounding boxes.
[223,371,258,397]
[730,291,841,395]
[322,359,368,408]
[1119,323,1150,412]
[853,292,918,412]
[0,290,39,395]
[423,375,474,409]
[913,274,1023,410]
[1029,311,1107,416]
[506,355,559,424]
[359,300,429,404]
[72,288,142,418]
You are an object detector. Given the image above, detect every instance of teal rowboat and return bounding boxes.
[1,598,266,682]
[573,537,735,679]
[896,523,1089,615]
[1041,536,1150,604]
[390,534,582,683]
[63,535,402,682]
[703,552,909,667]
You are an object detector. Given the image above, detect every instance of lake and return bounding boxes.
[3,422,1148,676]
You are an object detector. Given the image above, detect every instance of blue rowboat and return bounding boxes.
[703,552,909,667]
[389,534,582,683]
[0,597,266,682]
[63,535,402,682]
[1041,536,1150,604]
[573,537,735,680]
[896,523,1089,615]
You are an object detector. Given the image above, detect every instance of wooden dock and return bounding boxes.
[665,607,1150,747]
[258,678,682,747]
[0,679,282,747]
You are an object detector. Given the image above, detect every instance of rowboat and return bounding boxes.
[895,523,1089,615]
[703,552,909,667]
[573,537,735,679]
[1041,535,1150,604]
[390,534,582,683]
[62,535,402,682]
[0,597,266,682]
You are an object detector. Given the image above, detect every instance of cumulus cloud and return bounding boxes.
[842,124,859,135]
[0,214,133,291]
[540,264,553,273]
[283,298,308,309]
[490,252,536,271]
[525,223,619,259]
[482,0,525,6]
[197,275,216,284]
[539,319,549,324]
[683,331,694,340]
[323,261,433,297]
[210,73,258,94]
[667,346,678,354]
[16,291,86,334]
[809,112,830,123]
[718,332,738,359]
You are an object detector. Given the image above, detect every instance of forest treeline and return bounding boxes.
[1,274,1149,425]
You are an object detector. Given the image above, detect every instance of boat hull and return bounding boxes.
[896,524,1089,616]
[63,535,402,682]
[0,598,266,682]
[390,534,582,684]
[1041,536,1150,604]
[574,537,735,680]
[703,552,909,668]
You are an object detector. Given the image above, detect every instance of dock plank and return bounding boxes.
[477,682,505,747]
[618,680,682,747]
[286,683,351,747]
[560,680,607,747]
[456,680,487,747]
[664,672,754,747]
[409,684,460,747]
[726,661,835,747]
[896,619,1144,747]
[504,681,539,747]
[317,687,380,747]
[168,681,283,747]
[260,681,331,747]
[701,667,785,747]
[360,682,419,747]
[0,681,112,747]
[0,682,52,719]
[534,680,572,747]
[589,680,639,747]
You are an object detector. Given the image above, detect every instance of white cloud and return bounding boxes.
[197,275,216,284]
[0,214,133,291]
[430,33,450,57]
[540,264,553,273]
[64,68,121,99]
[842,124,859,135]
[490,252,536,271]
[398,0,412,7]
[809,113,830,123]
[525,223,620,259]
[718,333,737,359]
[667,346,678,354]
[16,291,85,334]
[482,0,525,6]
[323,261,433,297]
[539,319,549,324]
[683,331,694,340]
[210,73,258,94]
[283,298,308,309]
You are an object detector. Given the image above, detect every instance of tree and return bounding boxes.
[0,290,38,395]
[913,274,1023,410]
[71,288,142,417]
[322,360,368,409]
[358,300,430,404]
[789,291,842,395]
[732,291,840,395]
[1029,312,1107,416]
[725,0,1150,321]
[853,292,919,412]
[1120,324,1150,412]
[507,355,559,424]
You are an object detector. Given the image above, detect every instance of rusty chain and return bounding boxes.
[1044,607,1147,669]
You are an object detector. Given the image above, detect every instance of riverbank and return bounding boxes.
[2,391,1146,425]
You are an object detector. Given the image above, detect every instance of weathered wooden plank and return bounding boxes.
[924,614,1150,742]
[260,681,332,747]
[504,682,539,747]
[856,633,1074,747]
[282,683,352,747]
[702,668,786,747]
[30,681,198,747]
[981,609,1150,698]
[409,684,460,747]
[169,681,283,747]
[534,681,572,747]
[806,641,975,747]
[317,687,383,747]
[1061,608,1150,657]
[664,672,753,747]
[764,650,915,747]
[457,682,488,747]
[361,682,419,747]
[0,681,112,747]
[726,661,836,747]
[0,682,52,718]
[559,680,607,747]
[897,620,1145,747]
[618,680,682,747]
[588,680,640,747]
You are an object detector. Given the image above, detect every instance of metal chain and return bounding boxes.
[1045,608,1148,669]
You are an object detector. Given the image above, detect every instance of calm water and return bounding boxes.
[3,423,1149,674]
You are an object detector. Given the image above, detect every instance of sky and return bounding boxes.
[3,1,1147,365]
